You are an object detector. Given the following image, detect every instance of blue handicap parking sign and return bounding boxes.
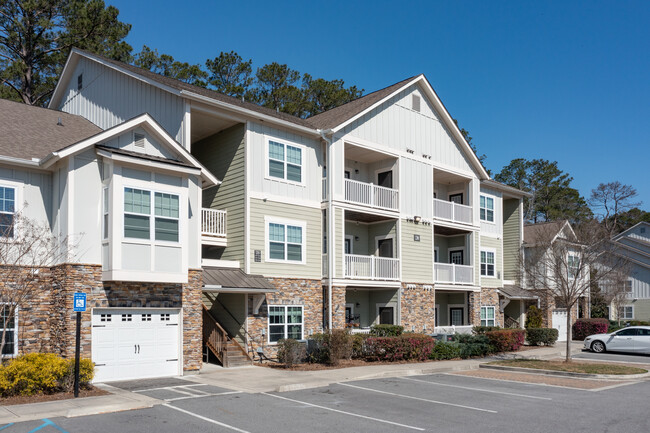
[73,292,87,312]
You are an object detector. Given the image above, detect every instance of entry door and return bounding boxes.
[345,238,352,254]
[449,250,464,265]
[450,308,464,326]
[377,171,393,189]
[377,238,394,258]
[379,307,394,325]
[449,193,463,204]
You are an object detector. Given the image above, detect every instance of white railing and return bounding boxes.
[349,328,371,335]
[345,179,399,211]
[434,263,474,285]
[433,198,473,225]
[201,208,227,237]
[434,325,473,335]
[322,253,328,277]
[345,254,400,281]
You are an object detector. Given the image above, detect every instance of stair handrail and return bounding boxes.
[207,298,255,362]
[202,304,227,362]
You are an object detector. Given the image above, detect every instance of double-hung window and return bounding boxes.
[124,188,179,242]
[480,306,495,327]
[1,305,17,356]
[567,254,580,279]
[620,305,634,320]
[268,220,304,262]
[480,250,495,277]
[268,140,302,183]
[268,305,303,343]
[0,186,15,238]
[480,195,494,222]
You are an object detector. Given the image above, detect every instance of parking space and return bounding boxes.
[574,349,650,365]
[2,372,650,433]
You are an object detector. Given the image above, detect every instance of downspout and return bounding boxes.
[318,129,334,331]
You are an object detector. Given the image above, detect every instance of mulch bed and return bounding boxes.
[0,387,109,406]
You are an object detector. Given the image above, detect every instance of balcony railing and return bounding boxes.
[433,198,473,225]
[434,325,473,335]
[202,208,227,237]
[345,254,400,281]
[345,179,399,211]
[434,263,474,285]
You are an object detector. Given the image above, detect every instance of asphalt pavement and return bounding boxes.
[573,349,650,364]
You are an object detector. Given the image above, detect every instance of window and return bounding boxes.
[480,250,495,277]
[480,306,495,327]
[480,195,494,222]
[123,188,179,242]
[0,186,15,238]
[161,313,170,321]
[121,314,132,322]
[102,188,109,240]
[624,280,633,293]
[1,306,17,356]
[568,254,580,279]
[619,306,634,320]
[268,140,302,183]
[77,73,83,90]
[268,305,303,343]
[267,220,304,262]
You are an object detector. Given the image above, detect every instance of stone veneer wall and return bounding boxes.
[400,284,435,333]
[10,264,203,373]
[469,288,503,327]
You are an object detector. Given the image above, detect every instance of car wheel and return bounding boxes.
[591,341,606,353]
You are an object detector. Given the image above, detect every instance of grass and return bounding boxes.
[488,359,648,375]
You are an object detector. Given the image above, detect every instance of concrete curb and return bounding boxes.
[479,363,650,380]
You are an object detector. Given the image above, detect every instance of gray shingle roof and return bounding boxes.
[0,98,101,160]
[523,221,568,245]
[501,284,539,299]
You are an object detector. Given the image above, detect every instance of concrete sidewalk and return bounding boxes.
[0,343,569,425]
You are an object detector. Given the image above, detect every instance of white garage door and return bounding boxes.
[552,309,568,342]
[92,309,181,382]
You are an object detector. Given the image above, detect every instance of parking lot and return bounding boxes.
[574,349,650,365]
[2,369,650,433]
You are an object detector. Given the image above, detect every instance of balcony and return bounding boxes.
[345,179,399,211]
[201,208,227,246]
[345,254,400,281]
[434,263,474,285]
[433,198,473,225]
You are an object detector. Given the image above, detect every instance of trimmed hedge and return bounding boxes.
[526,328,559,346]
[369,324,404,337]
[525,305,543,329]
[364,334,435,362]
[485,329,525,352]
[307,330,353,365]
[472,326,501,335]
[0,353,94,397]
[430,342,462,360]
[572,319,609,341]
[453,334,495,358]
[278,338,307,367]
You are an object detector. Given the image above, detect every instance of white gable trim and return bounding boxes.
[613,221,650,242]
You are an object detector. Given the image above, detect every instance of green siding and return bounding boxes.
[632,299,650,321]
[480,235,502,288]
[503,198,521,281]
[402,221,433,283]
[367,221,397,256]
[202,292,246,345]
[345,221,370,255]
[249,198,322,278]
[346,289,399,327]
[193,124,246,264]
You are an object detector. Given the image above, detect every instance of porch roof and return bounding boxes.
[500,285,539,300]
[202,267,276,293]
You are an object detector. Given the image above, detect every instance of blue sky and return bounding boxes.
[108,0,650,211]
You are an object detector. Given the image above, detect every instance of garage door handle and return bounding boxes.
[137,344,140,353]
[134,344,137,354]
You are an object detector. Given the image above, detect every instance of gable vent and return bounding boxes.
[134,133,145,149]
[412,94,421,112]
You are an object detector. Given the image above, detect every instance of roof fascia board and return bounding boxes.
[48,51,79,109]
[0,155,41,168]
[482,179,532,198]
[613,222,650,241]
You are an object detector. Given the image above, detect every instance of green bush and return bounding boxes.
[0,353,94,397]
[430,342,461,360]
[364,334,435,362]
[629,320,650,326]
[453,334,494,358]
[472,326,501,335]
[369,324,404,337]
[350,333,369,359]
[277,339,306,367]
[526,328,559,346]
[307,330,354,365]
[485,329,525,352]
[525,305,544,329]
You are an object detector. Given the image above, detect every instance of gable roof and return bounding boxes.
[523,220,575,246]
[0,98,101,161]
[612,221,650,242]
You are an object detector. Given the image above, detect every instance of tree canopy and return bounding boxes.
[589,181,642,235]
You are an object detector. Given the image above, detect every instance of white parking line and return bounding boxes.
[163,403,251,433]
[338,383,497,414]
[399,377,552,400]
[131,383,208,393]
[166,391,242,402]
[261,392,425,431]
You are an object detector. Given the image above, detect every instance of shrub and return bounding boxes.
[453,334,494,358]
[525,305,543,329]
[307,330,354,365]
[572,319,609,341]
[485,329,525,352]
[0,353,94,397]
[472,326,501,335]
[364,334,435,362]
[629,320,650,326]
[369,324,404,337]
[430,342,462,360]
[350,333,369,359]
[277,339,306,367]
[526,328,559,346]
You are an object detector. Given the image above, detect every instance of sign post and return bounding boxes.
[73,292,87,398]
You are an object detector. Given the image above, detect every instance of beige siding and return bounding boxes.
[402,221,433,283]
[480,236,502,288]
[631,299,650,321]
[502,198,521,281]
[249,198,321,279]
[335,207,343,278]
[194,124,246,264]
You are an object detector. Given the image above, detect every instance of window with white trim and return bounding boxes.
[123,187,179,242]
[567,254,580,279]
[0,186,15,238]
[624,280,633,293]
[268,305,303,343]
[480,306,495,326]
[480,250,495,277]
[268,140,302,183]
[1,305,17,356]
[480,195,494,222]
[268,220,304,262]
[619,305,634,320]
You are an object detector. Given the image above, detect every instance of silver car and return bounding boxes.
[583,326,650,354]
